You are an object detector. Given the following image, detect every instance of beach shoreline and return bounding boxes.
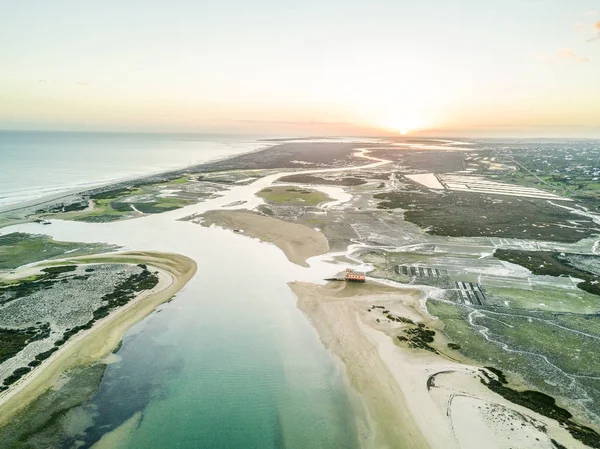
[0,135,273,214]
[0,251,197,428]
[289,280,591,449]
[2,137,598,447]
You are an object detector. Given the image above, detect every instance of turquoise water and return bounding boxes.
[80,269,359,448]
[2,174,367,447]
[0,131,265,207]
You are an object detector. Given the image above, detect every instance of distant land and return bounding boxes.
[0,136,599,448]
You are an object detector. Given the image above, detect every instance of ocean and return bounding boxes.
[0,131,267,207]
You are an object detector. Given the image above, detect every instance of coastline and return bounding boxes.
[290,280,590,449]
[2,136,598,447]
[0,251,197,428]
[0,137,273,215]
[290,281,430,449]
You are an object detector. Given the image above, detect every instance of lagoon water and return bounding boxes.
[0,135,369,448]
[0,131,266,207]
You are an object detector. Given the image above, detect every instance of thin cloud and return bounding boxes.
[36,79,91,86]
[589,20,600,41]
[574,13,600,42]
[557,48,589,63]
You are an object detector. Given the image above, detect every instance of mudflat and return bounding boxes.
[199,209,329,267]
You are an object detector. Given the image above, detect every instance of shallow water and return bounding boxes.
[75,242,360,448]
[2,170,369,447]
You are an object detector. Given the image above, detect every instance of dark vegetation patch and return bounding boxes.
[52,264,158,347]
[108,201,135,212]
[383,311,415,325]
[0,233,114,270]
[480,368,600,448]
[551,439,568,449]
[374,190,597,243]
[397,324,438,353]
[278,174,367,186]
[89,188,133,200]
[0,265,78,305]
[0,323,51,364]
[41,266,77,275]
[196,143,363,170]
[494,250,600,296]
[484,366,508,384]
[2,265,159,388]
[121,202,185,214]
[75,214,127,223]
[2,367,32,387]
[367,149,465,172]
[447,343,461,350]
[37,200,89,214]
[257,205,274,216]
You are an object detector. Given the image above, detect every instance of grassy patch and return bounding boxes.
[0,233,115,270]
[474,311,600,377]
[480,369,600,448]
[485,285,600,313]
[130,197,193,213]
[427,299,600,431]
[168,176,189,185]
[494,250,600,296]
[0,323,51,364]
[278,174,367,186]
[52,264,159,347]
[57,188,193,222]
[90,188,134,200]
[257,186,331,205]
[374,190,597,243]
[0,264,159,388]
[0,266,78,305]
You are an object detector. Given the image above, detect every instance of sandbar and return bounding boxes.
[0,251,197,427]
[198,209,329,267]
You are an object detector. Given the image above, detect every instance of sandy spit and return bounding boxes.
[198,209,329,267]
[290,280,588,449]
[0,251,197,428]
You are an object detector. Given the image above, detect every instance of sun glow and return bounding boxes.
[377,111,427,136]
[381,119,420,136]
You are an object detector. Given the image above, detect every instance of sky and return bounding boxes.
[1,0,599,137]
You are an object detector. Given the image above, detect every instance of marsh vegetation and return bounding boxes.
[257,186,331,205]
[0,263,158,389]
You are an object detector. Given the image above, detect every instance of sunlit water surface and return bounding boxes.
[3,171,369,448]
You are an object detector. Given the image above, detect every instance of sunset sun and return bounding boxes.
[379,114,424,136]
[381,119,415,136]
